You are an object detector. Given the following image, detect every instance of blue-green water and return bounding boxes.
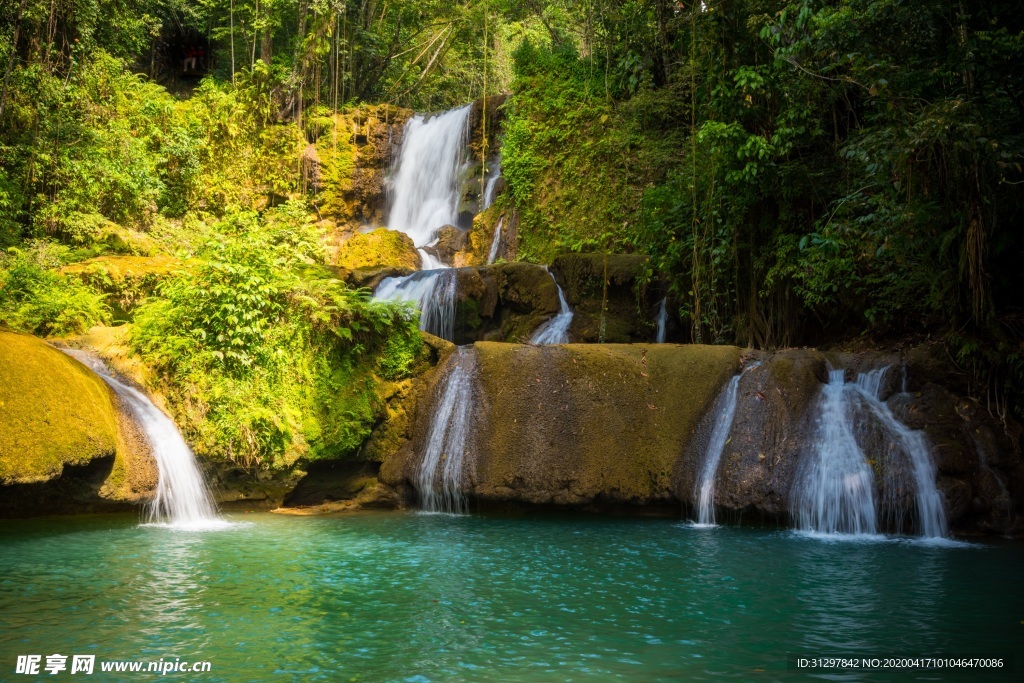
[0,512,1020,682]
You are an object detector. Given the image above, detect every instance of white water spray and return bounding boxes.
[793,369,879,536]
[655,298,668,344]
[531,271,573,344]
[417,347,476,513]
[63,350,223,530]
[694,362,760,526]
[387,105,472,247]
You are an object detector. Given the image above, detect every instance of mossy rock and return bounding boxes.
[335,228,421,270]
[454,206,504,267]
[0,330,122,484]
[0,331,156,515]
[316,105,413,226]
[383,342,740,509]
[61,255,185,320]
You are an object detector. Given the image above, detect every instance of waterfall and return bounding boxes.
[849,367,947,538]
[62,350,223,530]
[482,162,501,210]
[387,105,472,247]
[531,271,574,344]
[654,298,668,344]
[693,362,759,526]
[375,269,457,341]
[373,105,472,340]
[486,216,504,264]
[416,347,476,513]
[793,369,879,535]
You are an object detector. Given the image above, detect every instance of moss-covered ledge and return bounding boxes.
[0,330,156,516]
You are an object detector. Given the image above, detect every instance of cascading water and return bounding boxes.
[486,216,504,264]
[654,298,668,344]
[375,269,457,341]
[374,105,472,340]
[793,369,879,536]
[693,362,760,526]
[62,350,223,529]
[531,271,574,344]
[386,105,472,247]
[416,347,476,514]
[849,367,947,538]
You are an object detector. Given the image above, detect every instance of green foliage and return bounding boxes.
[502,40,682,262]
[130,204,422,467]
[0,242,109,336]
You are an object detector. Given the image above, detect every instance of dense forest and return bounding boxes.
[1,0,1022,468]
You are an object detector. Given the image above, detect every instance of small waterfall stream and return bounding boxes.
[483,160,501,210]
[850,367,947,538]
[793,369,879,536]
[693,362,759,526]
[416,347,476,514]
[375,269,457,341]
[486,216,504,264]
[63,350,223,529]
[654,298,668,344]
[793,366,948,538]
[531,271,574,344]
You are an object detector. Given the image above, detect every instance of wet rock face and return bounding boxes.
[685,350,828,524]
[552,254,653,343]
[380,343,743,511]
[451,263,560,344]
[377,342,1020,534]
[894,382,1023,535]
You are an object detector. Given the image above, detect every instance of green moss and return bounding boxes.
[0,330,119,484]
[316,116,359,222]
[61,255,185,320]
[334,229,421,270]
[470,342,742,504]
[317,106,413,225]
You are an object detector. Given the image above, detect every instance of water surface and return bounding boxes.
[0,513,1019,681]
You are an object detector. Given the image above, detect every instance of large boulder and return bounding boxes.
[381,343,742,510]
[424,225,467,266]
[0,330,156,515]
[334,228,421,271]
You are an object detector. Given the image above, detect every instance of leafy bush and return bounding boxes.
[131,205,422,468]
[0,243,109,336]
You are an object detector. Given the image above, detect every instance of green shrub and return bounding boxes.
[0,244,109,336]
